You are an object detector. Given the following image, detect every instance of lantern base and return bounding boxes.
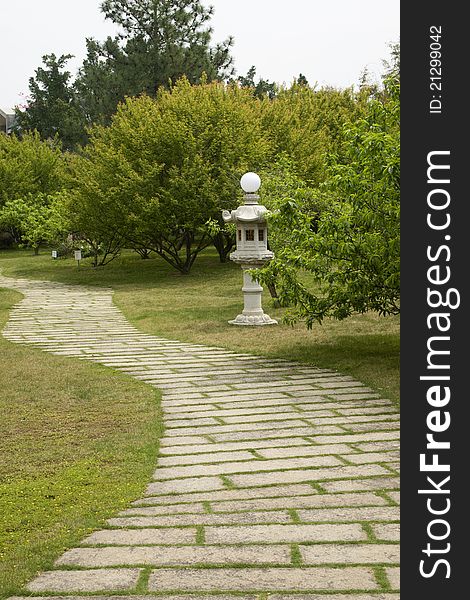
[229,313,278,326]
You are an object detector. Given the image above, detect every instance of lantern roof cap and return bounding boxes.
[222,203,269,224]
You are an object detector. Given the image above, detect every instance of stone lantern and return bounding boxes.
[222,172,278,326]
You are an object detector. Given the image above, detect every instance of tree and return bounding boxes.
[255,71,400,326]
[75,0,234,125]
[261,82,367,187]
[14,54,87,150]
[0,131,65,209]
[65,152,129,267]
[237,66,277,100]
[204,217,237,263]
[0,193,69,255]
[70,78,271,272]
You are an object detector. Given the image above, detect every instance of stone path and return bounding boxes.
[0,275,400,599]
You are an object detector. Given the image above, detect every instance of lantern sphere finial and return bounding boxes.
[240,172,261,194]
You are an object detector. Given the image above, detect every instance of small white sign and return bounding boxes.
[51,250,58,259]
[74,250,82,261]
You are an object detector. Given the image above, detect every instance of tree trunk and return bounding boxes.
[267,281,281,308]
[134,247,152,259]
[267,282,278,299]
[213,232,235,263]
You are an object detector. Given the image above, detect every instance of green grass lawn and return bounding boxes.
[1,247,399,405]
[0,285,162,598]
[0,247,399,594]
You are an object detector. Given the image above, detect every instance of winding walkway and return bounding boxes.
[1,274,400,599]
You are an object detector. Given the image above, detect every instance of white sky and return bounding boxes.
[0,0,399,112]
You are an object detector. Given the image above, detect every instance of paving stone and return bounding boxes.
[9,597,233,600]
[146,476,225,495]
[335,406,398,416]
[353,440,400,452]
[141,371,218,379]
[157,450,257,466]
[164,392,292,405]
[343,451,400,464]
[372,523,400,541]
[133,483,317,505]
[210,491,387,514]
[320,477,400,493]
[165,419,313,437]
[297,506,400,522]
[163,403,222,415]
[159,438,315,456]
[219,410,335,424]
[26,569,141,592]
[164,392,206,401]
[211,426,344,443]
[285,375,351,382]
[267,595,400,600]
[345,421,400,433]
[302,414,398,427]
[321,392,380,400]
[203,389,301,399]
[164,404,301,418]
[153,455,342,480]
[311,431,400,445]
[165,383,234,393]
[147,567,378,591]
[316,381,365,389]
[154,383,204,392]
[158,416,221,427]
[82,527,196,545]
[120,502,206,516]
[300,543,400,564]
[256,444,356,459]
[56,545,291,567]
[144,378,216,387]
[171,365,253,374]
[234,380,347,390]
[386,567,400,589]
[219,400,392,418]
[230,464,390,488]
[159,435,211,446]
[205,523,367,543]
[108,510,292,527]
[387,491,400,504]
[298,399,393,411]
[216,396,324,409]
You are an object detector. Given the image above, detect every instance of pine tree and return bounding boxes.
[76,0,234,124]
[14,54,87,150]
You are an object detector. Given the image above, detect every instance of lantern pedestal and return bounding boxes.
[229,263,278,326]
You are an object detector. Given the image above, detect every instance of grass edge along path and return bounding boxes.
[0,288,163,599]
